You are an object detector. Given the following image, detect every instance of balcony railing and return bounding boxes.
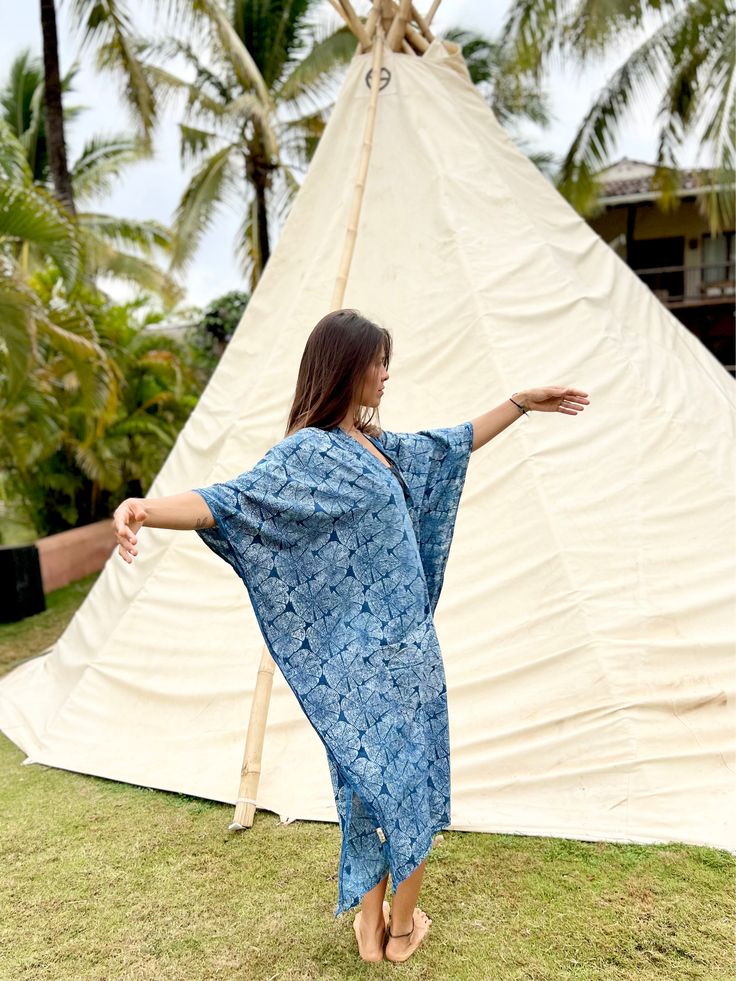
[633,262,736,308]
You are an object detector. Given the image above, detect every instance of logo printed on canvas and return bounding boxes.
[365,67,391,91]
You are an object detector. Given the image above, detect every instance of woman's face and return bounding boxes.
[358,348,390,408]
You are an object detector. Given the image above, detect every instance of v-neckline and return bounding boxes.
[334,427,393,470]
[331,427,413,503]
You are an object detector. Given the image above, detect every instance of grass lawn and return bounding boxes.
[0,574,733,980]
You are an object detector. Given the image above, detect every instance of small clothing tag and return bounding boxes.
[375,826,386,843]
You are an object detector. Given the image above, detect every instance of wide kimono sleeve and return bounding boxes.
[190,476,253,580]
[378,419,474,612]
[188,432,326,586]
[189,455,286,583]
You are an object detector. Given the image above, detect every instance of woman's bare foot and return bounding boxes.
[353,900,391,963]
[384,906,432,963]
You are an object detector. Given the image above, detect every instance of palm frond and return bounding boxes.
[277,109,327,168]
[108,409,178,442]
[70,0,157,140]
[233,195,257,288]
[270,164,300,222]
[22,76,47,180]
[1,49,40,136]
[1,51,82,184]
[657,0,735,231]
[552,7,686,213]
[77,213,172,252]
[263,0,316,88]
[0,178,81,284]
[182,92,237,135]
[0,271,103,403]
[498,0,568,78]
[170,143,238,267]
[141,66,234,139]
[442,26,553,128]
[0,274,34,400]
[71,133,150,201]
[553,1,735,231]
[0,120,33,183]
[277,25,356,102]
[499,0,680,77]
[523,148,559,179]
[137,62,193,111]
[223,92,280,157]
[96,249,184,306]
[442,28,497,85]
[75,216,181,303]
[693,36,736,231]
[190,0,272,109]
[137,35,235,104]
[179,124,218,165]
[561,0,682,64]
[139,65,229,137]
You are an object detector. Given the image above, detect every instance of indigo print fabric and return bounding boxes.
[191,419,474,917]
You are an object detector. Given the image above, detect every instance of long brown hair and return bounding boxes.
[285,309,392,438]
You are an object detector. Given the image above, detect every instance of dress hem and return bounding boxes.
[333,816,450,919]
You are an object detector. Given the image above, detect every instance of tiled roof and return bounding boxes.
[595,157,722,202]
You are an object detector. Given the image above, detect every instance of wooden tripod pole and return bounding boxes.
[229,15,387,832]
[332,25,386,308]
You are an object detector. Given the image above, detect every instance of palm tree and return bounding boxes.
[1,268,202,535]
[0,131,115,535]
[34,1,357,288]
[39,0,75,212]
[37,0,159,212]
[0,122,102,404]
[8,277,202,532]
[500,0,735,232]
[67,0,157,141]
[0,127,199,536]
[138,0,357,287]
[0,48,78,185]
[442,27,557,178]
[1,51,179,302]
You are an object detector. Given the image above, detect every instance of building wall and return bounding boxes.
[588,198,727,258]
[588,200,735,376]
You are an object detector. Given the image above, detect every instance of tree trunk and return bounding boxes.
[40,0,75,215]
[253,169,270,282]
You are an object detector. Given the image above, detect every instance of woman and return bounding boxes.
[113,308,589,964]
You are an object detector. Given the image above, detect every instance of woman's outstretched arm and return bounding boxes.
[470,386,589,451]
[112,492,215,564]
[470,392,531,451]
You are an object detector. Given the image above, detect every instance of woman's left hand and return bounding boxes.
[518,387,590,415]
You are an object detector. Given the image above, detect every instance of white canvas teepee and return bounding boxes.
[1,23,734,854]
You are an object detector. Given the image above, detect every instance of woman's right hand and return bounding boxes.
[113,498,147,563]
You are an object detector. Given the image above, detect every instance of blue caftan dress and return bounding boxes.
[191,419,474,917]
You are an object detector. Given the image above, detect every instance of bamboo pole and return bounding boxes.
[331,26,385,307]
[411,3,434,42]
[404,20,429,53]
[230,21,387,834]
[336,0,371,48]
[327,0,350,28]
[360,3,380,51]
[425,0,441,27]
[228,650,275,829]
[330,0,371,48]
[381,0,429,54]
[380,0,395,36]
[387,0,411,51]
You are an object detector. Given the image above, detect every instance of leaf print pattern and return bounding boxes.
[191,419,474,917]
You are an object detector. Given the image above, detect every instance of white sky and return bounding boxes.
[1,0,709,307]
